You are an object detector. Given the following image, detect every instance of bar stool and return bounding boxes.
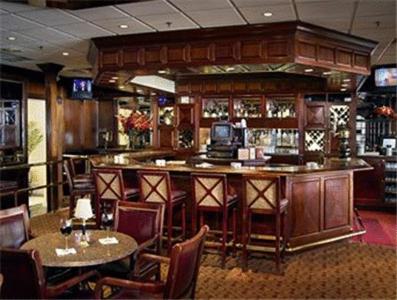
[242,175,288,273]
[191,173,237,268]
[69,157,92,183]
[137,170,186,253]
[64,160,95,218]
[92,169,139,226]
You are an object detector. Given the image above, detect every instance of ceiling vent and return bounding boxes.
[0,49,32,63]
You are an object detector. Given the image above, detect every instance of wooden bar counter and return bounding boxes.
[92,152,371,251]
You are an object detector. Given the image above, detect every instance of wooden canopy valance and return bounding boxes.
[90,21,377,81]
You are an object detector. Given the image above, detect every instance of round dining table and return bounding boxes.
[21,230,138,268]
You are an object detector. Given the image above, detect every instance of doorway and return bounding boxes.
[27,99,47,216]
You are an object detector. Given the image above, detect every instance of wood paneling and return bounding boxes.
[354,157,385,206]
[324,175,350,229]
[92,22,376,77]
[158,126,174,148]
[123,48,141,67]
[63,99,100,151]
[305,103,326,128]
[290,178,321,237]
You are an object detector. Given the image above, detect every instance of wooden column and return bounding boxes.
[37,63,64,211]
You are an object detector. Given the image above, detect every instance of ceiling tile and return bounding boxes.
[139,13,198,31]
[0,14,42,31]
[169,0,231,11]
[297,0,355,19]
[187,8,246,27]
[116,0,176,16]
[0,1,39,13]
[0,31,44,49]
[233,0,291,8]
[353,14,396,30]
[17,8,83,26]
[356,0,396,17]
[22,27,79,44]
[54,22,115,38]
[352,28,396,42]
[69,5,127,21]
[91,17,154,34]
[239,5,295,24]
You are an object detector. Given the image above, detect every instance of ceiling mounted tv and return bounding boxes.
[71,78,93,99]
[374,68,397,87]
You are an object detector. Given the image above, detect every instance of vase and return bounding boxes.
[127,131,137,150]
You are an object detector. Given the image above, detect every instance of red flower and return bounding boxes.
[117,111,152,133]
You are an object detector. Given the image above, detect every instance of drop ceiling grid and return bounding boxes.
[0,0,395,71]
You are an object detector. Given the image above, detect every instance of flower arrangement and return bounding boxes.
[117,111,152,149]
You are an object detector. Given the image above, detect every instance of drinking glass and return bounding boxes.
[60,218,72,250]
[101,210,114,239]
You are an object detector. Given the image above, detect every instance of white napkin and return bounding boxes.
[55,248,77,256]
[99,237,119,245]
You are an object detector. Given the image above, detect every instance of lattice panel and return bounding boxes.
[305,130,325,152]
[329,105,349,131]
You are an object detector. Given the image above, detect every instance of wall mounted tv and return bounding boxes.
[375,67,397,87]
[71,78,93,99]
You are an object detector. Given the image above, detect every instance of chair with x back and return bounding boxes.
[191,173,238,267]
[242,175,289,273]
[137,170,186,253]
[93,168,139,226]
[0,204,31,249]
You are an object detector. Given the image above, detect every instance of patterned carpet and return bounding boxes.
[31,210,397,299]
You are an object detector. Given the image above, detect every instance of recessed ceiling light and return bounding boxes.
[263,11,273,17]
[226,67,235,72]
[111,76,118,80]
[341,83,349,87]
[62,52,69,56]
[151,92,157,96]
[158,70,167,74]
[7,36,16,41]
[343,78,351,82]
[323,71,332,75]
[119,85,125,89]
[119,24,128,29]
[137,89,143,93]
[340,88,347,92]
[304,68,314,73]
[109,79,116,83]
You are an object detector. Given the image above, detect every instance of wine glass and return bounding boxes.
[101,210,114,239]
[60,218,72,250]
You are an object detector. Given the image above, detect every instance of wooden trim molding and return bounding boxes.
[90,21,377,79]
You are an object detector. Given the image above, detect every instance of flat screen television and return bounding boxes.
[211,122,233,143]
[375,67,397,87]
[71,78,93,99]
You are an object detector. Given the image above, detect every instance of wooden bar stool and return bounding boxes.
[191,173,238,268]
[137,170,186,253]
[242,175,288,274]
[93,169,139,226]
[64,160,95,218]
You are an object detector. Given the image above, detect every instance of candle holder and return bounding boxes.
[74,198,93,248]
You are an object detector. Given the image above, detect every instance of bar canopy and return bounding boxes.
[89,21,377,91]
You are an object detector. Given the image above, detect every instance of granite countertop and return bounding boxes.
[94,157,372,175]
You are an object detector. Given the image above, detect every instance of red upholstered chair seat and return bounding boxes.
[95,226,208,300]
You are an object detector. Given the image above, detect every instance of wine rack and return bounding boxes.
[305,130,325,152]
